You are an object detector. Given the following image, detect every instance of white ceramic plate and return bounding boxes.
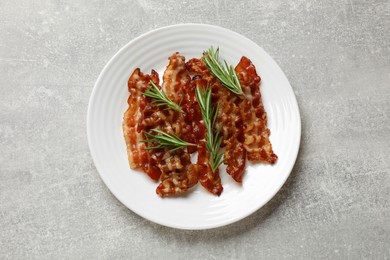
[87,24,301,230]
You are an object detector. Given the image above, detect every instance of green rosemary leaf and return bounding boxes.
[142,81,183,112]
[195,86,224,172]
[202,46,243,95]
[141,128,195,151]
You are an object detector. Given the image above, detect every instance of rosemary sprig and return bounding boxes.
[195,86,224,172]
[142,81,183,112]
[141,128,195,152]
[202,46,243,95]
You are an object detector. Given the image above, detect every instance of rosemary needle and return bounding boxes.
[142,81,183,113]
[141,129,195,152]
[202,46,243,95]
[195,86,224,172]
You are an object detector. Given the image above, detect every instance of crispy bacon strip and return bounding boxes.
[153,53,200,196]
[214,78,247,182]
[185,60,224,192]
[186,58,246,182]
[192,75,223,195]
[235,57,277,163]
[123,69,161,181]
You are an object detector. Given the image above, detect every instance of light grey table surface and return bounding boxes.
[1,0,389,259]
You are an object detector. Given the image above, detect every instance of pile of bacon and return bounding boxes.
[123,52,277,197]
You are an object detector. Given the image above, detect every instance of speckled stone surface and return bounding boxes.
[1,0,389,259]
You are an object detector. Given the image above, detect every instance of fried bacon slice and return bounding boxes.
[235,57,277,163]
[192,76,223,195]
[142,53,201,197]
[186,58,247,182]
[214,78,247,183]
[123,68,161,181]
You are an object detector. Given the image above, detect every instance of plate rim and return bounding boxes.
[87,23,301,230]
